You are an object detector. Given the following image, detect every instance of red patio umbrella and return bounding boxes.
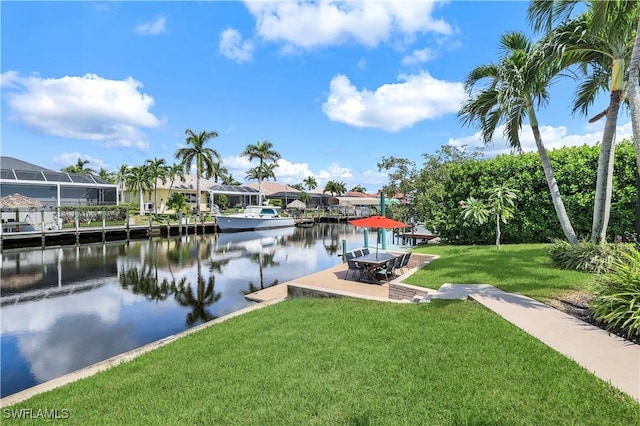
[349,215,409,258]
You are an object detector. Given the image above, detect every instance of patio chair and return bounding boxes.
[354,249,364,257]
[400,252,412,273]
[374,257,397,282]
[362,248,370,255]
[345,252,364,280]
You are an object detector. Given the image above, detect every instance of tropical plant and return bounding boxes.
[241,140,281,205]
[528,1,638,243]
[303,176,318,191]
[166,192,189,216]
[145,157,168,216]
[547,239,628,273]
[175,129,220,216]
[590,246,640,338]
[124,165,153,216]
[459,31,578,245]
[350,185,367,193]
[61,158,96,174]
[461,184,518,249]
[290,183,305,191]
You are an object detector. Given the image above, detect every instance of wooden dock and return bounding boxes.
[0,222,217,251]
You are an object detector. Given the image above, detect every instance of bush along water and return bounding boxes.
[590,246,640,341]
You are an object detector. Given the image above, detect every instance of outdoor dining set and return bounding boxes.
[344,249,412,284]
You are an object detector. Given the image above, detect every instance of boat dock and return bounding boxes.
[0,222,217,251]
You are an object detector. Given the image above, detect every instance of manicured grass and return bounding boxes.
[406,244,598,300]
[6,299,638,425]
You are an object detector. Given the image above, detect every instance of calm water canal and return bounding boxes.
[1,223,374,398]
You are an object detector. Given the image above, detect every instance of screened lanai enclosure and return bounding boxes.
[0,157,117,228]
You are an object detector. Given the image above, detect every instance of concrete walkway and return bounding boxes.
[425,284,640,402]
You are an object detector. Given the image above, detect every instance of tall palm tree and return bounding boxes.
[528,0,638,243]
[145,158,168,216]
[350,185,367,193]
[303,176,318,191]
[458,31,578,245]
[241,140,281,205]
[124,165,153,216]
[175,129,220,216]
[162,163,186,214]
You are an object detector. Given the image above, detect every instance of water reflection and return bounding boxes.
[1,223,370,397]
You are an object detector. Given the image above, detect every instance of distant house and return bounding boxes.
[122,175,260,213]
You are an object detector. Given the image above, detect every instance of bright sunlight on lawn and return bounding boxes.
[406,244,598,300]
[6,299,638,425]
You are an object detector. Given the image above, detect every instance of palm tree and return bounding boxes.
[245,163,277,195]
[162,163,186,214]
[241,140,281,205]
[145,158,168,216]
[124,165,153,216]
[458,31,578,245]
[222,174,241,185]
[303,176,318,191]
[114,164,129,205]
[528,0,638,243]
[98,167,114,182]
[461,184,518,249]
[350,185,367,193]
[323,180,346,197]
[61,158,95,174]
[175,129,220,216]
[210,161,228,183]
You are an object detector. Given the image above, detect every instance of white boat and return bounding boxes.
[215,206,294,232]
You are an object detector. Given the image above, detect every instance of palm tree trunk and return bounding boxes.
[591,90,622,244]
[138,187,144,216]
[627,17,640,234]
[530,121,578,245]
[196,173,201,217]
[495,213,501,249]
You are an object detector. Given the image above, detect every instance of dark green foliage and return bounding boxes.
[547,239,630,273]
[591,247,640,338]
[430,141,636,244]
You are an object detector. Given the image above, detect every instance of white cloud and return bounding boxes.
[357,58,367,70]
[322,71,466,131]
[1,72,162,150]
[134,17,166,36]
[244,1,452,52]
[219,28,254,63]
[401,47,434,66]
[448,121,634,157]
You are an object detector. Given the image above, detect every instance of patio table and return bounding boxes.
[355,253,395,283]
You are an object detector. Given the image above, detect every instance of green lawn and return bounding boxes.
[5,299,638,425]
[406,244,598,300]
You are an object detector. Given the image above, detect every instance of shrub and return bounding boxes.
[590,247,640,339]
[547,239,628,273]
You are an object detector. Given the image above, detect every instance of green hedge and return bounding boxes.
[429,141,637,244]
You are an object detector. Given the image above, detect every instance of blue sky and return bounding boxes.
[1,1,631,192]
